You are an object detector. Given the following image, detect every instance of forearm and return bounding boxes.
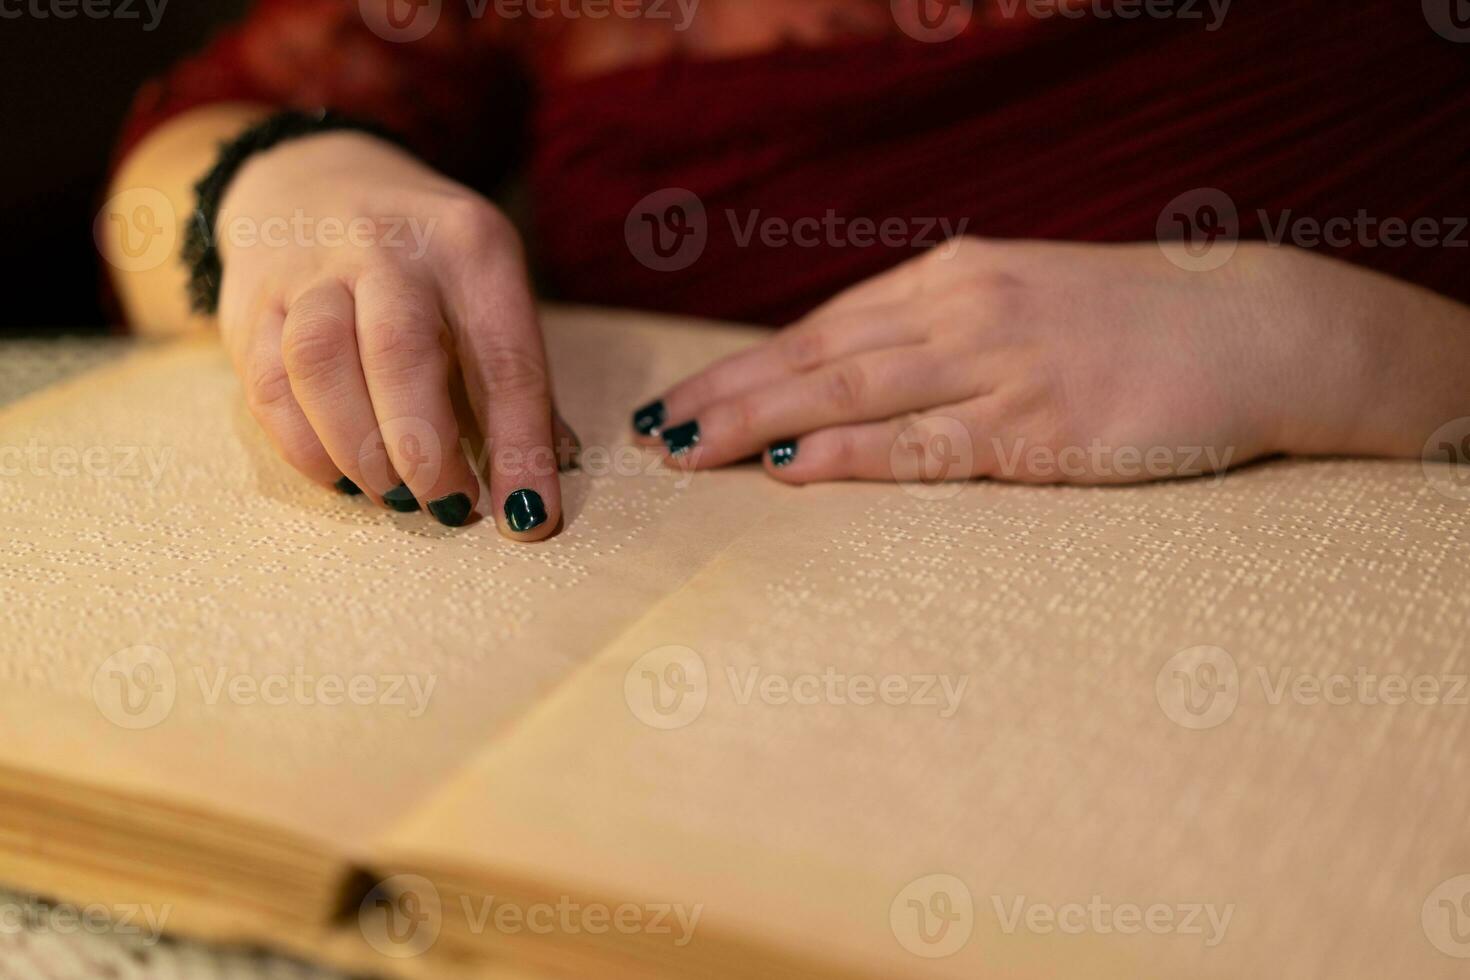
[103,103,272,337]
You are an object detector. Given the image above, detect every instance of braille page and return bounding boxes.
[379,462,1470,979]
[0,308,787,928]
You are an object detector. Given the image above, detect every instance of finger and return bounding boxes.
[633,304,926,442]
[280,280,397,505]
[441,231,561,542]
[238,306,344,488]
[661,345,977,470]
[355,273,481,527]
[795,258,925,323]
[762,407,994,485]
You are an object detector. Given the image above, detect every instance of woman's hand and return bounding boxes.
[216,131,570,537]
[635,238,1470,486]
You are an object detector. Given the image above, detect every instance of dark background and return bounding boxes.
[1,2,249,334]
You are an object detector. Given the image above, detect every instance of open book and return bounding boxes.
[1,307,1466,979]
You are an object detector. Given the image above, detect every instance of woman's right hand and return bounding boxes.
[215,130,568,538]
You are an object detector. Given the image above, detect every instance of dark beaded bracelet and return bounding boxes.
[181,108,404,315]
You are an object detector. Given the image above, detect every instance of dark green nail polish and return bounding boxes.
[633,400,667,437]
[769,440,798,468]
[335,476,363,496]
[383,483,420,513]
[504,489,548,533]
[661,420,701,457]
[427,492,472,528]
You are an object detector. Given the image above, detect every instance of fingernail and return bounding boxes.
[768,440,798,468]
[427,492,472,528]
[633,400,667,437]
[383,483,420,513]
[661,420,701,457]
[504,489,548,533]
[335,476,363,496]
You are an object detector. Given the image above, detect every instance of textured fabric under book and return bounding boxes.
[1,307,1467,979]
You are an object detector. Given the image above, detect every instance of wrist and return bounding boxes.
[1263,246,1470,461]
[188,110,407,313]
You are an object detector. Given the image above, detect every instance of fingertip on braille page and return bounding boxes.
[383,483,420,513]
[504,489,548,533]
[632,400,667,437]
[427,492,473,528]
[768,441,798,468]
[661,421,701,457]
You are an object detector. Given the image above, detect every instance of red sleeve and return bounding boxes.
[112,0,531,189]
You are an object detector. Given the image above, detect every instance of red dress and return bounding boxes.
[116,1,1470,326]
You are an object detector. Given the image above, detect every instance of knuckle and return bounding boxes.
[828,428,856,472]
[722,396,760,439]
[443,199,517,256]
[481,343,548,399]
[281,311,352,381]
[360,317,446,371]
[782,329,827,371]
[277,430,328,473]
[823,362,867,412]
[244,359,296,416]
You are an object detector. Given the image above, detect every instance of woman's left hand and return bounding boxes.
[632,237,1421,486]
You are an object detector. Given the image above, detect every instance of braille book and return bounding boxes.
[1,308,1466,979]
